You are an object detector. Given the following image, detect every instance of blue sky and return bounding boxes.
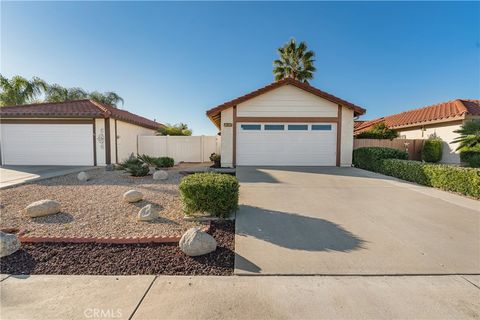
[1,1,479,135]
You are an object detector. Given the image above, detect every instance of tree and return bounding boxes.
[45,84,88,102]
[273,38,316,83]
[0,75,47,106]
[88,91,124,107]
[452,120,480,151]
[356,122,399,140]
[157,123,192,136]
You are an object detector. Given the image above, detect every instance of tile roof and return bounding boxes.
[354,99,480,135]
[0,99,163,130]
[206,78,366,128]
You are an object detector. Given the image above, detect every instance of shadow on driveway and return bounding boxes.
[236,205,366,252]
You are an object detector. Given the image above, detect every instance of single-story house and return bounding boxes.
[354,99,480,163]
[0,99,163,166]
[206,78,366,167]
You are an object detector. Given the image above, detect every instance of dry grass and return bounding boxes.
[0,164,210,238]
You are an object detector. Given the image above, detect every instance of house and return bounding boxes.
[0,99,163,166]
[354,99,480,163]
[206,78,366,167]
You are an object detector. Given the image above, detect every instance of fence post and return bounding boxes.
[200,135,204,163]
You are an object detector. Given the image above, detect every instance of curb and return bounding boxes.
[15,223,211,245]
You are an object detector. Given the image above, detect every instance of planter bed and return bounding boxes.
[0,221,234,276]
[0,165,210,239]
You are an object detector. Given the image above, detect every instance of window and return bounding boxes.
[241,124,261,130]
[288,124,308,131]
[264,124,285,130]
[312,124,332,131]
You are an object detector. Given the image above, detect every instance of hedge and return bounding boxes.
[460,149,480,168]
[179,173,239,218]
[422,139,443,163]
[352,147,408,171]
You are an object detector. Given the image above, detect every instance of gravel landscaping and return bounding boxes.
[0,164,209,238]
[0,221,234,275]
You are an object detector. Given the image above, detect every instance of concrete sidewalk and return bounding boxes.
[1,275,479,319]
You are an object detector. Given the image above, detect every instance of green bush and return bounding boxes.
[155,156,174,168]
[380,159,480,198]
[422,139,443,163]
[355,122,398,140]
[460,148,480,168]
[179,173,239,218]
[353,147,408,171]
[117,158,149,177]
[209,153,221,168]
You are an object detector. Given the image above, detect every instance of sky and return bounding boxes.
[1,1,479,135]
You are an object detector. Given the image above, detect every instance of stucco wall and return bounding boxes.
[397,120,463,164]
[115,120,156,163]
[236,85,338,117]
[220,108,234,167]
[340,107,354,166]
[94,119,106,166]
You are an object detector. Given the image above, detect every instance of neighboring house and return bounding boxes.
[0,100,163,166]
[354,99,480,163]
[206,78,365,167]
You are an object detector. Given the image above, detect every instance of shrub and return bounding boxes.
[356,122,399,140]
[460,148,480,168]
[137,154,158,167]
[179,173,239,218]
[422,139,443,163]
[117,157,149,177]
[353,147,408,171]
[209,153,221,168]
[155,156,174,168]
[380,159,480,198]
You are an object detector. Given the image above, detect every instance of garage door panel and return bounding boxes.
[1,124,94,165]
[237,123,337,166]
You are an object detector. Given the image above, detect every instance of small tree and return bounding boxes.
[157,123,192,136]
[356,122,398,140]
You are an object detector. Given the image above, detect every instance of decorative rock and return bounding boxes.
[77,171,90,181]
[105,164,115,171]
[153,170,168,180]
[25,199,61,218]
[0,232,21,258]
[123,190,143,203]
[137,204,157,221]
[179,227,217,256]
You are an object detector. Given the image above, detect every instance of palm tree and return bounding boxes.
[45,84,88,102]
[0,75,47,106]
[273,38,316,83]
[452,120,480,150]
[88,91,124,107]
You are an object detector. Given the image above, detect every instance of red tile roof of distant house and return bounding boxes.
[0,99,163,130]
[354,99,480,135]
[206,78,366,128]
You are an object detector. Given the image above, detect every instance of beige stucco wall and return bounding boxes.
[340,107,354,166]
[114,120,157,163]
[397,120,463,164]
[220,108,234,167]
[236,85,338,117]
[94,119,106,166]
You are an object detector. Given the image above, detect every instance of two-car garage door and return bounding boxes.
[1,124,94,166]
[236,123,337,166]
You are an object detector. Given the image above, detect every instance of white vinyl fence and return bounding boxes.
[138,135,220,163]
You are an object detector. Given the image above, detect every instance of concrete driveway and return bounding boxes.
[0,165,93,189]
[235,167,480,275]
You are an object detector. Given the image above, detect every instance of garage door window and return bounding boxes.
[312,124,332,131]
[288,124,308,130]
[264,124,285,130]
[241,124,261,130]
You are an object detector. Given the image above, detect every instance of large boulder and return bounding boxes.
[0,232,21,258]
[137,204,157,221]
[179,227,217,256]
[77,171,90,182]
[153,170,168,181]
[25,199,61,218]
[123,190,143,203]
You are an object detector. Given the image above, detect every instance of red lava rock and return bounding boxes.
[0,221,234,276]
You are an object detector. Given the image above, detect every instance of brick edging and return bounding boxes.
[8,224,211,245]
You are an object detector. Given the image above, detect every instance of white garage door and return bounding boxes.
[1,124,94,165]
[236,123,337,166]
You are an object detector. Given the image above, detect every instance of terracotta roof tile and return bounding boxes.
[206,78,366,128]
[354,99,479,135]
[0,99,163,130]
